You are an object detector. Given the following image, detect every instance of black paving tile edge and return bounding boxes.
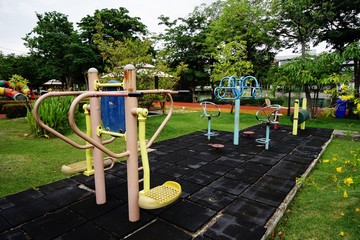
[260,132,334,240]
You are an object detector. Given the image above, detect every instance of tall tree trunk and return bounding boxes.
[287,89,291,116]
[354,59,359,98]
[304,84,313,117]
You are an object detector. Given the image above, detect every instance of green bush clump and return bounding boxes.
[27,96,80,137]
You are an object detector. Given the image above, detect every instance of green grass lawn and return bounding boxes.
[0,110,359,239]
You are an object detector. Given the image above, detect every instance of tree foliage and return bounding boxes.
[207,0,280,82]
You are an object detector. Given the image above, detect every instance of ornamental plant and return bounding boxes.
[26,96,80,138]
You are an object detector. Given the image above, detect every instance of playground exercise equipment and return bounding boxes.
[33,65,186,222]
[60,104,114,176]
[255,104,281,150]
[0,80,34,100]
[291,98,309,135]
[137,108,181,209]
[200,101,221,140]
[214,75,262,145]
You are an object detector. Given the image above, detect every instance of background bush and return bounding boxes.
[27,96,80,137]
[2,104,28,118]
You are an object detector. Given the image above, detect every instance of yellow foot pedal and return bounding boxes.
[61,159,113,175]
[139,181,182,209]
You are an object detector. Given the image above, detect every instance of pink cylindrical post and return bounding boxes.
[88,68,106,204]
[124,64,140,222]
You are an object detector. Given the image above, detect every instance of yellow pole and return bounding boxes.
[137,108,150,192]
[300,98,307,130]
[292,99,299,135]
[83,104,94,176]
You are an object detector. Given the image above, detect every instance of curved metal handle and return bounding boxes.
[256,104,281,124]
[200,101,221,118]
[68,89,179,157]
[33,91,94,150]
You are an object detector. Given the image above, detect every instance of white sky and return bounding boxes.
[0,0,216,55]
[0,0,328,57]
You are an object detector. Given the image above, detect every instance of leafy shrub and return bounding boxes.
[27,96,80,137]
[2,104,28,118]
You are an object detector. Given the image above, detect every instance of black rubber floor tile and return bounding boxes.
[192,151,221,162]
[0,189,44,208]
[147,172,177,187]
[208,177,249,195]
[291,147,321,159]
[0,228,28,240]
[257,150,287,159]
[198,162,233,176]
[152,144,180,153]
[156,164,193,178]
[105,161,127,173]
[225,152,254,161]
[253,175,295,193]
[145,159,172,172]
[175,148,199,157]
[177,179,203,198]
[75,173,126,191]
[267,144,295,154]
[39,178,78,194]
[43,184,92,208]
[187,144,211,152]
[223,197,276,226]
[160,199,216,232]
[93,205,154,238]
[204,213,266,240]
[192,234,213,240]
[0,214,11,232]
[249,155,281,166]
[189,186,236,211]
[240,145,264,155]
[226,168,265,184]
[69,195,124,220]
[107,182,129,202]
[180,170,219,186]
[266,166,300,180]
[269,161,309,175]
[178,157,209,169]
[155,151,188,163]
[239,162,272,174]
[126,219,192,240]
[22,208,86,240]
[241,185,287,207]
[0,196,56,227]
[282,154,314,165]
[55,222,116,240]
[70,173,95,185]
[213,156,245,168]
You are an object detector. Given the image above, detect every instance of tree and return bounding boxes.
[211,40,253,81]
[157,2,224,102]
[78,8,148,43]
[343,42,360,97]
[280,52,346,117]
[310,0,360,96]
[207,0,280,83]
[23,11,78,87]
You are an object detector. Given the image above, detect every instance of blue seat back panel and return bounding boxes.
[101,81,126,133]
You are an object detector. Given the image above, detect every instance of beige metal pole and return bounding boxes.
[88,68,106,204]
[124,64,140,222]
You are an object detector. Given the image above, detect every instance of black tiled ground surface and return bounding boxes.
[0,125,333,240]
